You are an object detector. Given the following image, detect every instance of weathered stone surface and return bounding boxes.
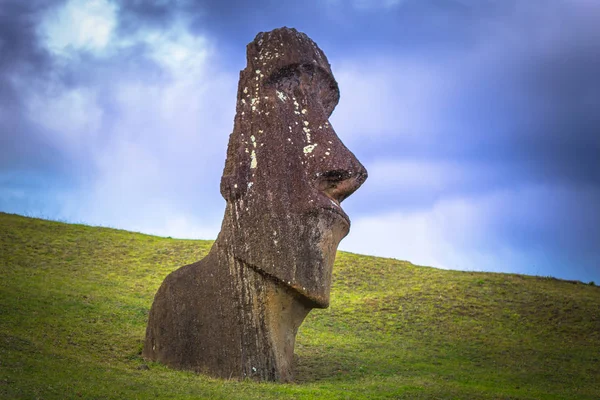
[143,27,367,382]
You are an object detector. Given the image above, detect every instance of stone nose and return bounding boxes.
[316,160,368,204]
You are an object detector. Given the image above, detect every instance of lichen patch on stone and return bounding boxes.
[303,143,318,154]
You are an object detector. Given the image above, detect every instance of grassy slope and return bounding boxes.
[0,212,599,400]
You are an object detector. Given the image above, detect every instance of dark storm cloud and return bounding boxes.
[174,0,492,59]
[117,0,181,36]
[443,10,600,188]
[324,0,600,282]
[0,0,71,172]
[176,0,600,229]
[0,0,215,215]
[520,42,600,186]
[107,0,487,71]
[341,0,600,192]
[0,1,55,76]
[0,0,182,173]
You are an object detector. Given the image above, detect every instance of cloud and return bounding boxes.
[331,58,449,147]
[39,0,117,56]
[0,1,66,173]
[1,1,237,238]
[330,0,600,283]
[332,0,600,283]
[358,158,512,211]
[62,59,237,238]
[333,0,600,171]
[58,135,226,239]
[326,0,406,10]
[27,87,104,154]
[53,20,236,237]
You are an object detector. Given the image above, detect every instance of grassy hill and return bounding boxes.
[1,212,599,399]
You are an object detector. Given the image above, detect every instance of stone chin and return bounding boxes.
[310,208,350,304]
[297,205,351,307]
[221,198,349,308]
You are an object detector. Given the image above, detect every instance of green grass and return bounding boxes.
[1,212,599,399]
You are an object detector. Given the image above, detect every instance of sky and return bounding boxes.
[1,0,599,283]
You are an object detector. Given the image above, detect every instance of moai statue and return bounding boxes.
[143,27,367,382]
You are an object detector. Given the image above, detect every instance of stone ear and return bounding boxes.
[220,173,246,201]
[220,142,251,202]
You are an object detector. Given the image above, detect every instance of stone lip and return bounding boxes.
[143,26,367,382]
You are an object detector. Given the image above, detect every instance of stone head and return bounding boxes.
[220,27,367,307]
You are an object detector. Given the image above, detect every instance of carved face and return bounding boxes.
[220,28,367,307]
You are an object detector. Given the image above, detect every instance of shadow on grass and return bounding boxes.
[293,348,411,384]
[294,352,365,383]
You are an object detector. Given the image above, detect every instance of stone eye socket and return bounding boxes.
[267,63,339,116]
